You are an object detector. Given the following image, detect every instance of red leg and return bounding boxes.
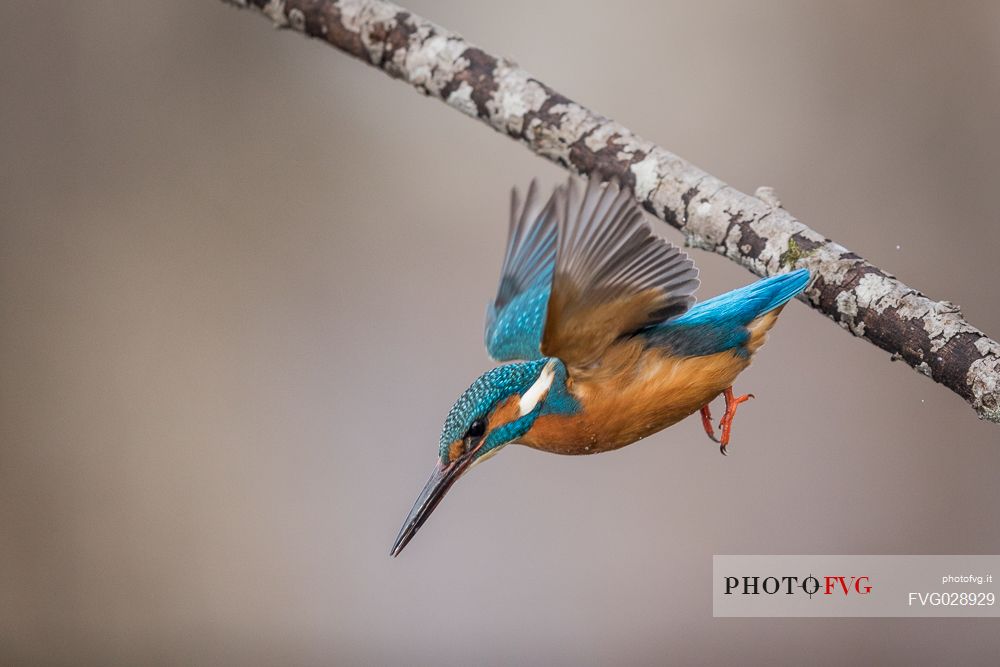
[699,404,719,443]
[718,387,754,456]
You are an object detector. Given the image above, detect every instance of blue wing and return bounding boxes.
[643,268,811,357]
[484,180,559,361]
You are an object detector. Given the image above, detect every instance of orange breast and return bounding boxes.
[519,347,750,455]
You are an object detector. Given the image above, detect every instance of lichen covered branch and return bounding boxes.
[221,0,1000,423]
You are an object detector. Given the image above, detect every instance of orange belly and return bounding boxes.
[519,348,750,455]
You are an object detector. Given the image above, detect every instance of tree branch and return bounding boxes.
[221,0,1000,423]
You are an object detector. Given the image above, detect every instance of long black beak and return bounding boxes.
[390,457,471,557]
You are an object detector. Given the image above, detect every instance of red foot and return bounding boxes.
[699,404,719,443]
[718,387,754,456]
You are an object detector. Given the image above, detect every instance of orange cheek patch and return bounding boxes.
[488,395,522,431]
[448,396,525,463]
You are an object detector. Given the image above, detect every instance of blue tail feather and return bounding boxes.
[642,268,810,357]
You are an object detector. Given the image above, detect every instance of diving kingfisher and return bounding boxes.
[390,175,810,556]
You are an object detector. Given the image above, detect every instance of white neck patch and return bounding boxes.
[519,360,556,416]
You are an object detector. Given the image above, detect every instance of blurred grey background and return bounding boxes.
[2,1,999,665]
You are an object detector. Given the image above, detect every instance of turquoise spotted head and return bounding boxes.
[390,358,571,556]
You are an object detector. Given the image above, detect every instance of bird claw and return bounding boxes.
[716,388,754,456]
[699,404,720,443]
[702,389,754,455]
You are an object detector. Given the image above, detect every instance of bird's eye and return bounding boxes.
[465,418,486,440]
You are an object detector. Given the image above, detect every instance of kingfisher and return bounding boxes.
[390,175,810,556]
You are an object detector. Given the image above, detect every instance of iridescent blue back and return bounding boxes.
[644,268,810,357]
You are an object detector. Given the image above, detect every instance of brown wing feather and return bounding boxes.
[541,176,699,372]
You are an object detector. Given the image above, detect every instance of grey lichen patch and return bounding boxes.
[485,69,549,135]
[584,123,620,153]
[610,131,652,164]
[980,406,1000,423]
[680,202,738,254]
[340,0,400,34]
[627,148,686,223]
[445,80,477,118]
[288,7,305,31]
[936,300,962,315]
[835,290,862,335]
[895,294,932,321]
[811,245,863,287]
[924,311,979,353]
[631,154,660,201]
[968,354,1000,422]
[548,104,599,144]
[854,273,899,314]
[530,101,599,167]
[261,0,288,27]
[746,210,802,274]
[617,132,651,156]
[402,34,470,95]
[754,185,782,208]
[975,337,1000,357]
